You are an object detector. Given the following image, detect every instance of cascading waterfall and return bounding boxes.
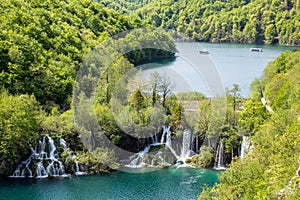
[10,135,69,178]
[59,138,85,176]
[125,145,152,168]
[175,129,196,167]
[125,133,173,168]
[125,126,197,168]
[164,126,180,160]
[214,140,226,170]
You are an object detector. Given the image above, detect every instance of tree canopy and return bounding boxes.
[0,0,142,110]
[135,0,300,45]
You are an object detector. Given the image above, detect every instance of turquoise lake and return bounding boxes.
[0,167,218,200]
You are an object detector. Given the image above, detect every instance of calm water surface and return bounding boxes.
[141,42,299,97]
[0,167,218,200]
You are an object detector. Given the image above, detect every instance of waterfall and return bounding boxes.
[166,128,171,147]
[47,136,57,160]
[36,161,47,178]
[180,130,192,160]
[39,136,48,160]
[214,140,226,170]
[75,161,87,176]
[125,145,152,168]
[125,126,178,168]
[161,125,170,144]
[240,136,250,160]
[165,127,180,160]
[59,138,67,150]
[151,134,159,145]
[125,126,198,168]
[10,135,70,178]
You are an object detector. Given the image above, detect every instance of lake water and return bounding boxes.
[141,42,299,97]
[0,167,218,200]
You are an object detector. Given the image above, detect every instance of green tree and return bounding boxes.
[0,92,40,175]
[129,89,147,124]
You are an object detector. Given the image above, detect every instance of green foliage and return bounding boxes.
[199,51,300,199]
[0,92,40,175]
[165,99,182,129]
[97,0,155,14]
[0,0,141,110]
[186,146,214,168]
[129,89,147,124]
[136,0,300,45]
[75,148,119,174]
[40,109,83,151]
[239,96,269,133]
[119,29,176,65]
[169,91,206,101]
[63,148,118,174]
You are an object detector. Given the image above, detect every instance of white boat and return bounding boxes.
[199,50,209,54]
[250,48,263,52]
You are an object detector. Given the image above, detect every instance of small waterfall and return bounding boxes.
[39,137,48,160]
[125,126,179,168]
[151,134,159,145]
[165,127,180,160]
[48,136,57,160]
[36,161,47,178]
[75,161,87,176]
[240,136,250,160]
[59,138,67,150]
[214,140,226,170]
[125,145,152,168]
[180,130,192,160]
[125,126,199,168]
[10,135,70,178]
[161,125,170,144]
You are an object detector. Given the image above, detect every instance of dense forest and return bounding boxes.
[95,0,300,46]
[134,0,300,45]
[199,51,300,199]
[0,0,176,175]
[97,0,155,14]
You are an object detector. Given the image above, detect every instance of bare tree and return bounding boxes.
[160,72,173,108]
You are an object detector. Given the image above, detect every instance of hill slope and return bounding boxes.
[136,0,300,45]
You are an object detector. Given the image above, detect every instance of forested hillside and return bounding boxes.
[199,50,300,199]
[0,0,176,175]
[136,0,300,45]
[0,0,143,110]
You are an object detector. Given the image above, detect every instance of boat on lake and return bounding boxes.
[199,50,209,54]
[250,48,263,52]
